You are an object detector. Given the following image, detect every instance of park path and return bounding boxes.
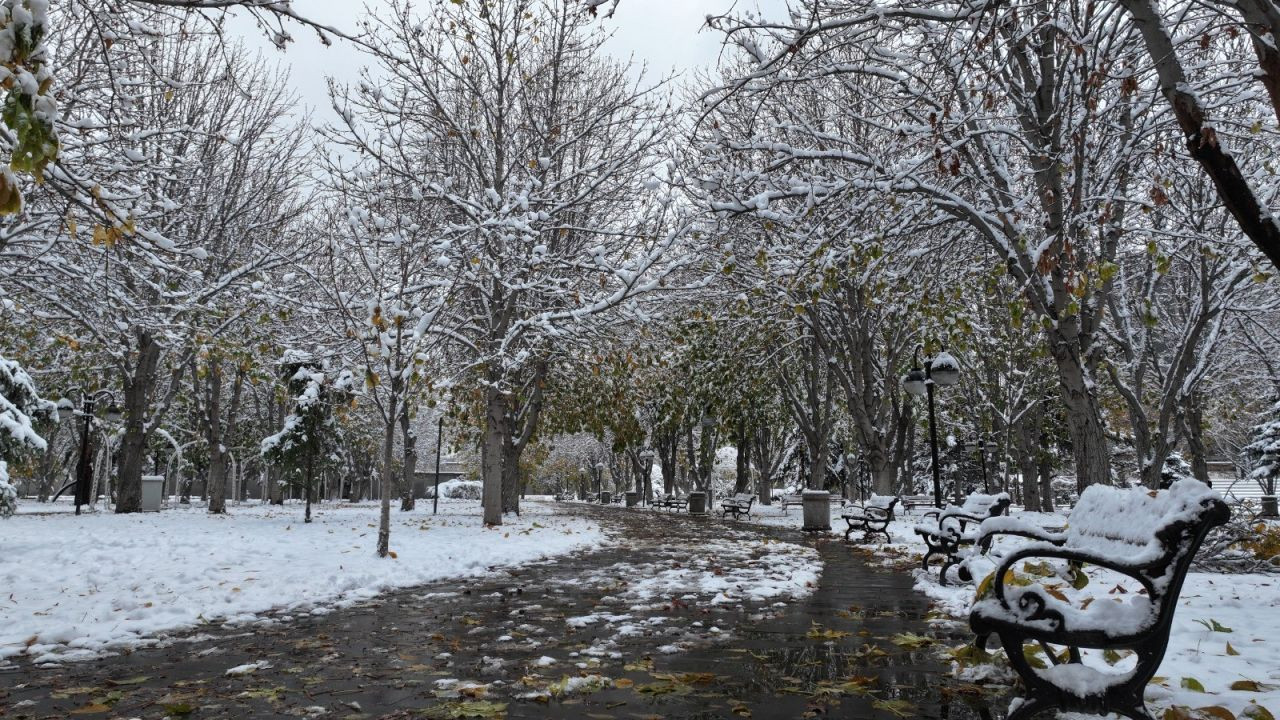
[0,503,1003,719]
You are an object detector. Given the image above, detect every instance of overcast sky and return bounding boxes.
[235,1,787,121]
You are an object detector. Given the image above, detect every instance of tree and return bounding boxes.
[261,352,354,524]
[1117,0,1280,268]
[700,0,1189,488]
[1246,397,1280,516]
[0,353,54,516]
[9,18,308,513]
[333,0,684,525]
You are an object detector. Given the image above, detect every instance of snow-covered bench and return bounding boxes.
[720,492,756,520]
[969,480,1228,720]
[914,492,1010,585]
[652,493,687,512]
[778,493,804,512]
[840,494,899,542]
[900,494,936,513]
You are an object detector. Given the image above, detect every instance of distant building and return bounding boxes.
[411,457,469,498]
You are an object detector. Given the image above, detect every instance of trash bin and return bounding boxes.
[688,491,707,515]
[141,475,164,512]
[625,491,638,508]
[600,491,612,505]
[802,490,831,532]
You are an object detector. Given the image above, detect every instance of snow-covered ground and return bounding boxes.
[0,498,603,665]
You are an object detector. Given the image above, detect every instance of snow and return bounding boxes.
[622,534,819,603]
[0,499,603,665]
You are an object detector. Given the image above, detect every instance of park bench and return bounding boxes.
[720,492,756,520]
[652,493,688,512]
[914,492,1011,585]
[968,480,1228,720]
[840,494,900,543]
[900,494,936,514]
[778,493,805,512]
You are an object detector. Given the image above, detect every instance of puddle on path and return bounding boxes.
[0,504,1007,719]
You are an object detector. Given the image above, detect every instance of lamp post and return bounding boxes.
[902,345,961,508]
[639,448,655,505]
[432,414,444,515]
[55,389,121,515]
[974,436,998,494]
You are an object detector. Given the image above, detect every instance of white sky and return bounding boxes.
[234,1,788,121]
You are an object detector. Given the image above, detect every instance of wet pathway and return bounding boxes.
[1,504,1005,719]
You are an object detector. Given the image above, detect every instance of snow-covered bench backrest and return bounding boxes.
[1065,480,1227,595]
[730,493,755,504]
[867,494,896,510]
[941,492,1010,521]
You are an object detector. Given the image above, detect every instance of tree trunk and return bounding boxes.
[1050,339,1112,488]
[806,429,828,491]
[1013,403,1043,512]
[657,430,677,495]
[866,442,895,495]
[481,386,506,526]
[377,398,397,555]
[871,468,894,497]
[205,362,227,514]
[268,391,285,505]
[304,449,314,523]
[734,420,751,494]
[1180,394,1211,485]
[116,331,162,514]
[400,403,417,511]
[1038,451,1055,513]
[501,431,521,516]
[207,451,228,514]
[37,426,58,502]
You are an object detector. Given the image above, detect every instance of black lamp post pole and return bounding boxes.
[979,438,990,494]
[432,415,443,515]
[73,397,95,516]
[925,364,943,508]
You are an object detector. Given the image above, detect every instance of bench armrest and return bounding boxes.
[856,505,892,520]
[940,510,994,526]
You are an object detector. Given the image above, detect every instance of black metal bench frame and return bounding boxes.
[652,494,688,512]
[969,488,1229,720]
[778,493,804,512]
[914,494,1011,585]
[900,494,936,513]
[720,493,756,520]
[841,495,900,542]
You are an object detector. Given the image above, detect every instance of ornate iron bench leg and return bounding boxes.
[874,522,891,543]
[919,536,941,569]
[938,557,955,585]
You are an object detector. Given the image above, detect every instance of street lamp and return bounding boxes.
[432,414,444,515]
[55,388,121,515]
[974,436,999,494]
[639,448,655,504]
[902,345,961,508]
